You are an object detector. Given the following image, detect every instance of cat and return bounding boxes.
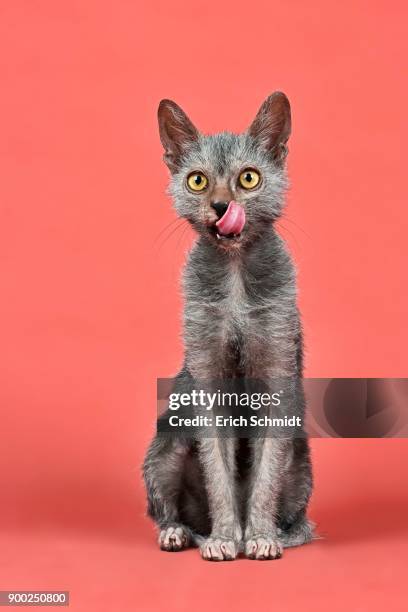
[143,92,313,561]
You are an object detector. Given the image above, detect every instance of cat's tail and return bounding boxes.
[277,518,318,548]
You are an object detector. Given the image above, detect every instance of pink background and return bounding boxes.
[0,1,407,610]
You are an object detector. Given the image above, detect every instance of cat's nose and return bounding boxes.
[211,201,229,219]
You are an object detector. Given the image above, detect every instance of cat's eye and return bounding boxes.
[239,169,261,190]
[187,172,208,192]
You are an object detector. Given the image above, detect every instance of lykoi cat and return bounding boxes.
[143,93,313,561]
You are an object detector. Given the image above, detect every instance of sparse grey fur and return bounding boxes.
[143,93,313,561]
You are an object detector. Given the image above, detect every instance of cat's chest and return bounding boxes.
[185,257,267,336]
[220,262,247,323]
[201,261,255,335]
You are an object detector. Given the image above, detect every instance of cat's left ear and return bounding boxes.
[248,92,291,165]
[158,99,199,173]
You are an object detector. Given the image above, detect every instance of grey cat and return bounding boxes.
[143,92,313,561]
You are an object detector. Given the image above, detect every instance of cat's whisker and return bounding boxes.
[176,222,190,253]
[155,219,189,253]
[276,221,300,247]
[280,214,311,239]
[153,216,185,245]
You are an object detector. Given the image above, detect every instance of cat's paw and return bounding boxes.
[245,535,283,560]
[200,537,238,561]
[159,525,190,552]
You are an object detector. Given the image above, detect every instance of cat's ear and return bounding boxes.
[248,92,291,165]
[158,100,199,173]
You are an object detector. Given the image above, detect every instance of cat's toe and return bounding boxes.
[159,526,189,552]
[245,536,283,560]
[200,537,237,561]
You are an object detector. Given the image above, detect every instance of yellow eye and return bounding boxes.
[239,169,261,190]
[187,172,208,192]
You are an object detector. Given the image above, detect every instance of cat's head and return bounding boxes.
[158,92,291,250]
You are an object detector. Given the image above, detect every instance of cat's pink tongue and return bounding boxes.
[215,201,246,236]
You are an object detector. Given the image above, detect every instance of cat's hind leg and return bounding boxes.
[277,438,314,549]
[143,435,192,552]
[277,516,314,548]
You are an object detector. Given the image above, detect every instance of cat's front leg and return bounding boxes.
[244,437,289,560]
[198,437,242,561]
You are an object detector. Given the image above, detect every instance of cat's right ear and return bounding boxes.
[158,100,199,173]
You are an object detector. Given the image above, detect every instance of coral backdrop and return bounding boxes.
[0,1,407,610]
